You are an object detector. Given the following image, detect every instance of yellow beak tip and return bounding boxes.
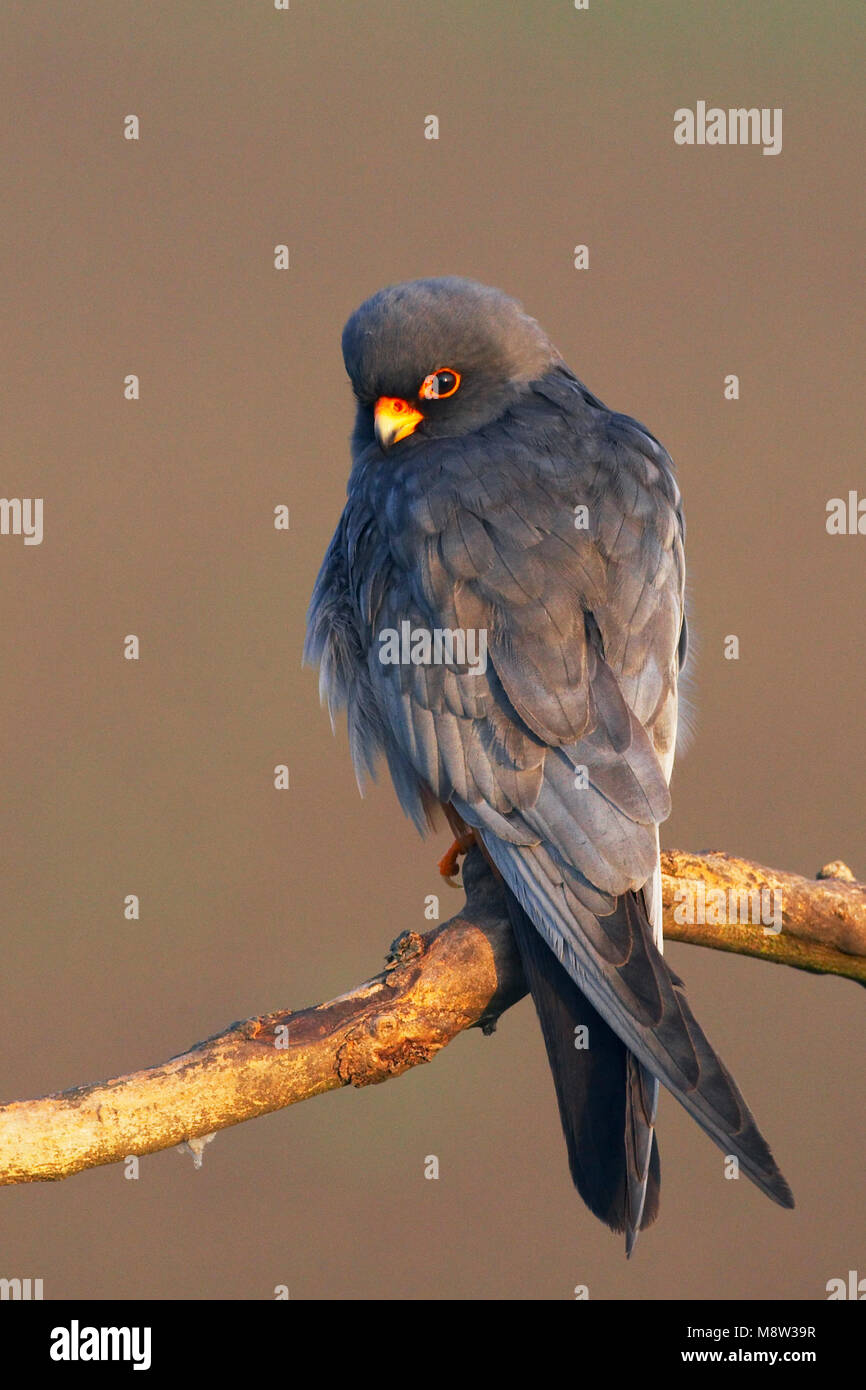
[374,397,424,449]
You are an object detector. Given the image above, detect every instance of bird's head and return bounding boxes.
[341,277,560,451]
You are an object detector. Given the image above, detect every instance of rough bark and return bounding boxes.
[1,849,863,1186]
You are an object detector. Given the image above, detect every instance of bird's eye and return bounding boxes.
[420,367,461,401]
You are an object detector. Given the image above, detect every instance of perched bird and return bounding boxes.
[304,276,793,1252]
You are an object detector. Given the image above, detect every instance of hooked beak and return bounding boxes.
[374,396,424,450]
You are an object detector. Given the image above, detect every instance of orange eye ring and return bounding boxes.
[420,367,461,401]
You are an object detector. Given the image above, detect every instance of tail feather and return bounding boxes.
[625,839,664,1253]
[506,891,661,1243]
[624,1055,660,1254]
[486,831,794,1219]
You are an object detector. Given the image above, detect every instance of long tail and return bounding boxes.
[488,829,795,1246]
[506,892,660,1252]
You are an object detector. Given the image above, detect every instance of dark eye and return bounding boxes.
[420,367,461,401]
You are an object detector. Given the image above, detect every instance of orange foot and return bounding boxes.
[437,830,477,886]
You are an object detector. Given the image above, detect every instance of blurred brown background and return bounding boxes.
[1,0,863,1300]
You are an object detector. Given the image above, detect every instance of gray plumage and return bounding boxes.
[305,276,793,1251]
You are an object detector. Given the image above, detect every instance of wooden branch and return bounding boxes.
[1,849,863,1186]
[661,850,866,983]
[0,852,523,1186]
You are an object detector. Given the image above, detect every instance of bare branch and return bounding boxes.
[1,848,863,1186]
[661,850,866,982]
